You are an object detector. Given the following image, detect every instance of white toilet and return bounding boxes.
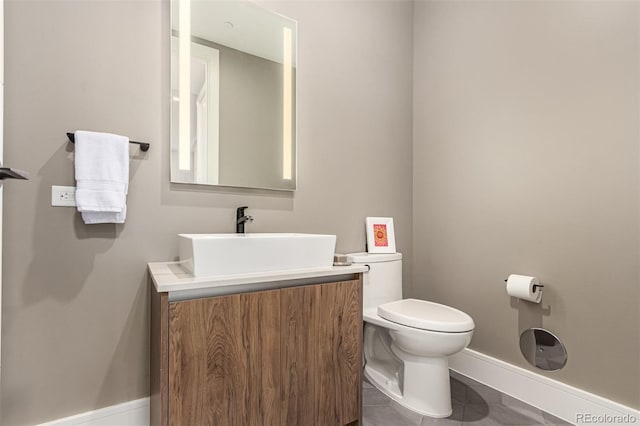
[347,252,474,418]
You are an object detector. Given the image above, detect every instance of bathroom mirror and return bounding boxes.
[519,328,568,371]
[170,0,297,191]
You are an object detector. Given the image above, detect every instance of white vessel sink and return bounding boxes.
[178,233,337,277]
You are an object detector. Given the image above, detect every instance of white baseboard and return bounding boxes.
[36,397,149,426]
[449,348,640,425]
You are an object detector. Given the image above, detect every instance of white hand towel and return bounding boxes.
[81,206,127,225]
[74,130,129,224]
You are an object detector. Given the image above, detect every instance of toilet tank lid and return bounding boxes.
[346,252,402,263]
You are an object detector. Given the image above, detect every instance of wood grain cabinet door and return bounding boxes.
[281,279,362,426]
[281,284,318,426]
[316,280,362,426]
[168,290,281,426]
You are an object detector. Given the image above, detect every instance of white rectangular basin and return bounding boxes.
[178,233,337,277]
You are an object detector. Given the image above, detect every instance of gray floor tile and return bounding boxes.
[361,377,566,426]
[500,395,545,424]
[363,403,423,426]
[451,378,468,404]
[390,401,427,424]
[464,402,542,425]
[421,401,464,426]
[364,386,392,406]
[460,401,492,424]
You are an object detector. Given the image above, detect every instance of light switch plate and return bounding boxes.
[51,185,76,207]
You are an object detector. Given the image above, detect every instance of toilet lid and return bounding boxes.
[377,299,475,332]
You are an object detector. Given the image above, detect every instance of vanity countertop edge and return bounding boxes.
[148,261,367,294]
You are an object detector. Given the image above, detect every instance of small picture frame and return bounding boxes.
[365,217,396,253]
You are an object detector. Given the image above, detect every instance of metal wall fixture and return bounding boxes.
[66,132,150,152]
[519,327,568,371]
[0,167,28,180]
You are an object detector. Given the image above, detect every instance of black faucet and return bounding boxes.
[236,206,253,233]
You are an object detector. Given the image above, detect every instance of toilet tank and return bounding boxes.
[347,252,403,310]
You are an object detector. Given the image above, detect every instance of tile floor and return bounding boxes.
[362,372,573,426]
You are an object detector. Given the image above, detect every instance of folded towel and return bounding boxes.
[81,207,127,225]
[76,181,126,212]
[74,130,129,224]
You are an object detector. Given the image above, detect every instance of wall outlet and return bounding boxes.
[51,185,76,207]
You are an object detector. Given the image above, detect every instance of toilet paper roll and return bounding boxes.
[506,274,542,303]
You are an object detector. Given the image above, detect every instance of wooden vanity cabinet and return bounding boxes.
[151,277,363,426]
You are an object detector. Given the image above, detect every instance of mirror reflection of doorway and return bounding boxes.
[170,38,220,185]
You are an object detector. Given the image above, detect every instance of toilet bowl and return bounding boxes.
[347,253,474,418]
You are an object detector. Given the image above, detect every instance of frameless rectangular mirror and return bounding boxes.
[170,0,297,191]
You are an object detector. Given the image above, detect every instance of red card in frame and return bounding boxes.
[366,217,396,253]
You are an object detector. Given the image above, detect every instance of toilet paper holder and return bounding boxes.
[504,278,544,292]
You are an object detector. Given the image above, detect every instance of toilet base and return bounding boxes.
[364,351,453,418]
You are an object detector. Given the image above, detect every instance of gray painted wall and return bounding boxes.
[1,1,414,424]
[412,0,639,409]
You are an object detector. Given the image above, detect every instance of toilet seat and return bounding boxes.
[378,299,474,333]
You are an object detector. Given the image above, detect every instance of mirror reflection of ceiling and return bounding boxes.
[171,0,297,66]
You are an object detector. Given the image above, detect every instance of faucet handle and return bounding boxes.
[236,206,248,217]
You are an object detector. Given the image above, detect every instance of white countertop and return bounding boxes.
[148,261,368,294]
